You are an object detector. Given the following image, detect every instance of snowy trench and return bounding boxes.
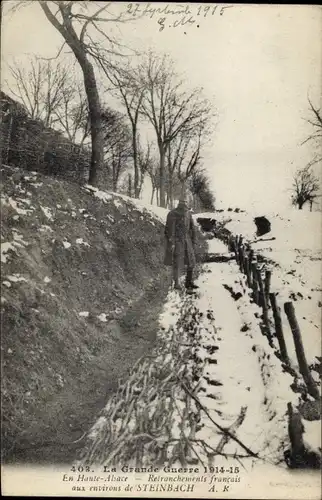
[186,238,298,467]
[79,237,311,473]
[155,237,299,471]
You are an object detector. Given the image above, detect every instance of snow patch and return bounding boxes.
[40,205,54,221]
[87,416,107,440]
[113,199,123,209]
[62,240,71,249]
[1,242,17,263]
[6,274,28,283]
[1,231,28,263]
[39,225,53,233]
[303,419,322,454]
[84,185,112,203]
[97,313,108,322]
[76,238,90,247]
[8,197,33,215]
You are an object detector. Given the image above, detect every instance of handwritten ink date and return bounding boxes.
[125,3,234,30]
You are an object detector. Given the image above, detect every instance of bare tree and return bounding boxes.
[52,82,90,146]
[190,168,216,212]
[166,127,202,207]
[166,111,213,208]
[99,62,145,198]
[8,1,138,185]
[7,57,71,127]
[302,97,322,148]
[101,107,132,191]
[136,140,152,198]
[291,164,320,210]
[138,52,213,207]
[146,157,161,205]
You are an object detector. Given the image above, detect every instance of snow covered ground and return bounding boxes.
[84,184,168,224]
[155,237,321,495]
[194,209,322,373]
[81,233,320,495]
[73,198,320,496]
[159,239,301,466]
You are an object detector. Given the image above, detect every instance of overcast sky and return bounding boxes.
[2,2,321,210]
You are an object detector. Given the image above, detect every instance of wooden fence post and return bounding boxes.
[228,234,234,252]
[284,302,320,400]
[287,402,305,468]
[238,244,244,273]
[244,256,252,288]
[264,270,272,303]
[256,266,271,339]
[256,266,264,307]
[248,249,254,284]
[269,293,289,364]
[234,235,239,264]
[251,261,259,304]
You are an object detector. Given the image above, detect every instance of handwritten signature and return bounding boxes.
[123,3,234,31]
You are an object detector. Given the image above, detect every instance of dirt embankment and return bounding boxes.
[1,166,177,464]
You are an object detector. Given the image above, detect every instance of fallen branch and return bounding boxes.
[215,406,247,454]
[178,377,260,459]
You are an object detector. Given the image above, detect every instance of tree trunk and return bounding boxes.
[156,188,160,206]
[168,173,174,209]
[112,156,121,192]
[159,145,166,208]
[112,169,117,191]
[39,3,104,187]
[81,59,104,186]
[128,173,132,197]
[151,186,155,205]
[137,173,145,198]
[132,132,140,198]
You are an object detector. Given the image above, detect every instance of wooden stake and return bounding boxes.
[256,266,271,339]
[244,256,252,288]
[269,293,289,364]
[234,235,239,264]
[284,302,320,400]
[264,270,272,302]
[251,262,259,304]
[238,244,244,273]
[256,266,263,307]
[287,402,305,468]
[248,250,254,283]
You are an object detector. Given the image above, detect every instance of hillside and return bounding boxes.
[0,165,181,464]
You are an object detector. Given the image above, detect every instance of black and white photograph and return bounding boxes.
[1,2,321,498]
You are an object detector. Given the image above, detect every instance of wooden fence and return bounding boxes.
[216,230,321,468]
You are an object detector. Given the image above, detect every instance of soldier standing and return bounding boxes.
[164,193,199,290]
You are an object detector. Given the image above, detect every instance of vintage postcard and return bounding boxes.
[1,1,321,498]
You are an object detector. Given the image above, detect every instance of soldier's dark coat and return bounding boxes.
[164,203,196,272]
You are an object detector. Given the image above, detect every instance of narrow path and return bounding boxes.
[191,238,297,467]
